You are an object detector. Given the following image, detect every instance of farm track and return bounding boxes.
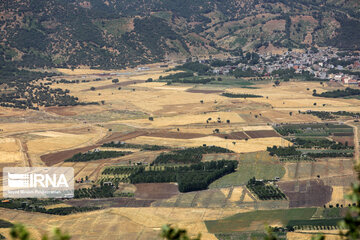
[18,138,31,167]
[346,121,359,165]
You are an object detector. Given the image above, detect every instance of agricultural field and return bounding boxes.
[0,65,359,239]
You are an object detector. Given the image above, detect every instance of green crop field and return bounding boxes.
[205,208,317,233]
[209,152,285,188]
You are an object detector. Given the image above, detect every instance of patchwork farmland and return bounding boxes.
[0,65,359,239]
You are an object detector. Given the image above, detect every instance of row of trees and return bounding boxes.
[307,152,354,158]
[129,160,238,192]
[267,146,301,157]
[247,178,287,200]
[64,151,132,162]
[74,185,115,198]
[305,110,360,120]
[102,166,143,175]
[313,88,360,98]
[0,198,99,215]
[102,141,168,151]
[153,146,233,164]
[292,138,352,150]
[222,93,263,98]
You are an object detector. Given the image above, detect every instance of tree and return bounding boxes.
[112,79,119,84]
[161,225,200,240]
[90,87,96,91]
[10,224,70,240]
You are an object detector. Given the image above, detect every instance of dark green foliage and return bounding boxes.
[292,138,353,150]
[163,72,194,80]
[74,185,115,198]
[267,146,301,157]
[64,151,132,162]
[332,111,360,118]
[222,93,263,98]
[287,218,343,229]
[210,60,231,67]
[271,69,320,81]
[102,141,168,151]
[153,146,233,165]
[0,219,13,228]
[0,62,98,109]
[274,123,353,137]
[129,160,238,192]
[328,14,360,50]
[313,88,360,98]
[307,152,354,158]
[102,166,144,175]
[42,206,100,215]
[0,198,98,215]
[247,178,287,200]
[305,111,336,120]
[1,0,359,68]
[174,62,211,74]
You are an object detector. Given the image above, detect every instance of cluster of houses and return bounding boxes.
[193,47,360,87]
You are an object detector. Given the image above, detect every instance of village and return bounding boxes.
[189,47,360,87]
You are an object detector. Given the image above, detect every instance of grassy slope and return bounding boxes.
[209,152,285,188]
[205,208,317,233]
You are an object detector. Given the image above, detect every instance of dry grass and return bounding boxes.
[126,135,290,153]
[0,207,251,240]
[119,112,245,128]
[27,130,104,155]
[228,187,243,202]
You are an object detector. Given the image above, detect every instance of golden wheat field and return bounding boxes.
[0,65,359,239]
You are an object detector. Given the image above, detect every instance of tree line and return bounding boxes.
[153,146,233,165]
[129,160,238,192]
[64,151,132,162]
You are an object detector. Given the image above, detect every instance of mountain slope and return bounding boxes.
[0,0,359,68]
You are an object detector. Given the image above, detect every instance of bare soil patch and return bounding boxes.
[278,179,332,208]
[331,136,354,147]
[134,183,180,200]
[40,131,145,166]
[244,130,280,138]
[215,132,249,140]
[65,197,154,208]
[146,131,207,139]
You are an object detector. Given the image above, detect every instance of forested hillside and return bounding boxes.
[0,0,359,68]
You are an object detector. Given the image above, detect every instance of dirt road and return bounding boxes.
[346,120,359,165]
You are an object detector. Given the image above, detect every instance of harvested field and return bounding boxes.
[119,112,245,128]
[40,131,145,166]
[278,180,332,208]
[45,105,104,116]
[244,130,280,138]
[134,183,180,200]
[186,89,224,94]
[331,136,354,146]
[145,131,207,139]
[126,136,291,153]
[215,131,249,140]
[82,80,146,91]
[66,197,154,208]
